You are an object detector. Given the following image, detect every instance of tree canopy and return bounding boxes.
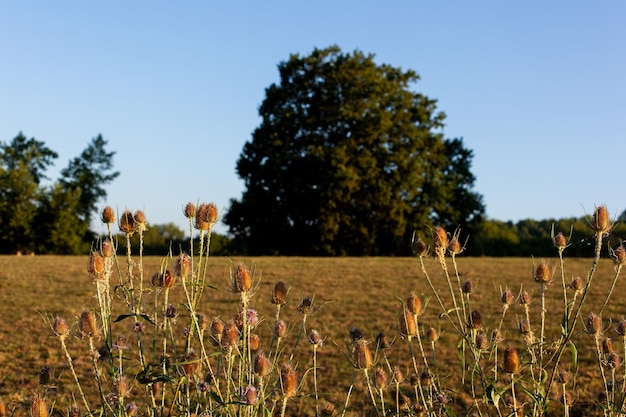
[225,46,485,255]
[0,132,119,254]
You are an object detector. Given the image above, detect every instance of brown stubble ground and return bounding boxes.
[0,254,621,416]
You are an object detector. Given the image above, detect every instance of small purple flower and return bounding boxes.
[246,309,259,327]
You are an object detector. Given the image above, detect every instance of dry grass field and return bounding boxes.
[0,247,623,416]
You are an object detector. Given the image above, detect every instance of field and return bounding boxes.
[0,246,623,417]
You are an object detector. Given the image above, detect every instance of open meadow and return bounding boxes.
[0,235,624,417]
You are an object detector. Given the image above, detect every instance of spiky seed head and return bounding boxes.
[393,366,404,383]
[119,210,135,234]
[519,290,531,305]
[165,304,178,319]
[519,319,531,335]
[557,368,570,384]
[298,296,313,314]
[196,313,208,332]
[280,363,297,398]
[349,326,364,342]
[254,352,271,377]
[617,320,626,337]
[0,402,5,417]
[274,320,287,339]
[426,327,439,343]
[271,281,288,305]
[411,237,428,257]
[406,292,423,315]
[410,373,419,387]
[374,367,388,389]
[88,251,106,281]
[39,365,52,385]
[222,320,239,349]
[114,375,129,398]
[611,244,626,268]
[101,239,114,257]
[308,329,322,347]
[461,280,474,294]
[476,333,489,350]
[503,345,520,374]
[501,289,514,305]
[68,404,79,417]
[320,402,336,417]
[183,202,196,219]
[608,352,621,369]
[376,331,392,349]
[101,206,115,224]
[232,262,252,293]
[249,333,260,352]
[590,205,611,234]
[78,310,100,339]
[492,329,504,343]
[31,393,48,417]
[420,371,433,387]
[468,310,483,329]
[210,317,224,346]
[433,226,449,251]
[52,316,69,338]
[133,210,146,231]
[585,313,602,335]
[534,262,551,284]
[241,385,258,405]
[195,202,218,230]
[400,309,417,337]
[553,232,568,250]
[447,237,462,255]
[125,403,138,416]
[181,350,198,376]
[353,339,373,370]
[569,276,584,292]
[603,337,614,354]
[174,253,192,278]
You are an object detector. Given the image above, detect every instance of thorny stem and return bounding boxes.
[59,337,91,415]
[340,370,356,417]
[594,333,610,416]
[363,369,379,416]
[599,264,623,316]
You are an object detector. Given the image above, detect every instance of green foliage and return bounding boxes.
[0,132,118,254]
[226,46,485,255]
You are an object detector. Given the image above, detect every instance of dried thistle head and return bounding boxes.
[589,205,613,236]
[221,320,239,349]
[231,262,252,293]
[534,261,551,284]
[273,320,287,339]
[181,350,198,376]
[557,368,570,384]
[78,309,100,339]
[468,310,483,330]
[491,329,504,344]
[432,226,449,254]
[607,352,621,369]
[353,339,373,370]
[349,326,364,342]
[320,402,336,417]
[399,308,417,337]
[503,345,520,374]
[101,239,114,257]
[406,292,423,315]
[411,235,428,257]
[87,251,106,281]
[374,367,388,390]
[392,366,404,383]
[501,289,514,305]
[31,393,49,417]
[254,351,271,377]
[461,280,474,294]
[133,210,147,232]
[476,333,489,350]
[210,317,224,346]
[603,337,614,354]
[271,281,288,305]
[52,316,69,338]
[183,202,196,219]
[114,375,130,398]
[298,296,313,314]
[447,228,467,256]
[519,290,531,305]
[39,365,53,385]
[119,210,135,234]
[308,329,323,347]
[101,206,115,225]
[617,319,626,337]
[195,202,218,230]
[376,331,392,349]
[569,276,584,292]
[280,363,298,398]
[585,312,602,335]
[426,327,439,343]
[241,385,258,405]
[249,333,261,352]
[419,371,433,387]
[174,252,192,278]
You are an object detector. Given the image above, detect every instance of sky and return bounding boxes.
[1,2,625,237]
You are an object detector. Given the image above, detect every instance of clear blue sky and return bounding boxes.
[1,2,625,236]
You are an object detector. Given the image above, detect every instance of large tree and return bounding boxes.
[225,46,485,255]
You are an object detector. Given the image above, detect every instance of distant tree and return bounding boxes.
[225,46,485,255]
[0,133,58,253]
[60,134,120,229]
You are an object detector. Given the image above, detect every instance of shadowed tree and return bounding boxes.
[225,46,485,255]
